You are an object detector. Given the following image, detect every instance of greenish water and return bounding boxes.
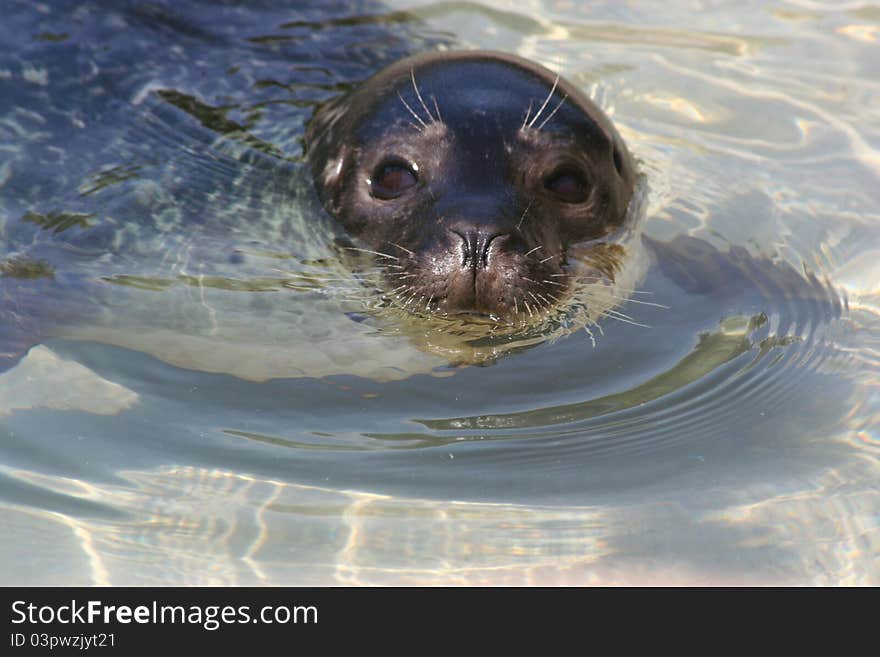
[0,0,877,584]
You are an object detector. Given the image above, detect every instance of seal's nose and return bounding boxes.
[450,229,510,270]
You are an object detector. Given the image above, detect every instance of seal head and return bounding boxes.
[306,50,636,322]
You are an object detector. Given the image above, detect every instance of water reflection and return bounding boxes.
[2,462,875,585]
[0,0,877,584]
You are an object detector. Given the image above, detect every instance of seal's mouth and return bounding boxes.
[373,249,567,327]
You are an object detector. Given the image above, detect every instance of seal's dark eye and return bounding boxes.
[544,168,589,204]
[369,161,418,199]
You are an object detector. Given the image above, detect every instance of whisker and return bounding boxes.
[536,93,568,131]
[521,99,534,130]
[411,69,436,123]
[388,242,415,256]
[604,306,636,321]
[602,309,649,328]
[516,201,533,231]
[281,278,361,286]
[398,91,428,130]
[523,245,542,257]
[527,74,560,129]
[615,297,669,308]
[574,280,655,297]
[345,246,399,260]
[527,291,550,311]
[274,270,349,280]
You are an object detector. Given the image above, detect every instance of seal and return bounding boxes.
[0,50,645,380]
[305,50,638,325]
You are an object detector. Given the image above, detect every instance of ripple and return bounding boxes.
[318,248,847,464]
[1,0,877,586]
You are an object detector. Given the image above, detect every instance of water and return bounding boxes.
[0,0,877,585]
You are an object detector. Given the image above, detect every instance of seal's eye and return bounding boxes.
[544,167,589,204]
[369,160,418,199]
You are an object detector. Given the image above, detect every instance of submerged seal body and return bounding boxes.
[306,50,638,324]
[0,49,643,379]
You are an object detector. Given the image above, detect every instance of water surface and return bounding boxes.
[0,0,877,584]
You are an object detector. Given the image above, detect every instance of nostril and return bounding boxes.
[452,230,481,269]
[451,230,508,269]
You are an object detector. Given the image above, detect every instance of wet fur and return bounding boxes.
[305,50,638,329]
